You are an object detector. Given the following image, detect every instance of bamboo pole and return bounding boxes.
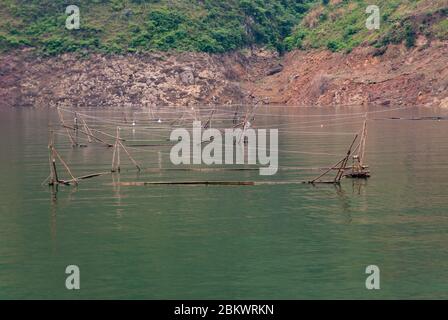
[359,118,368,167]
[238,109,250,144]
[117,128,121,172]
[170,113,185,126]
[203,109,216,129]
[60,172,110,184]
[111,133,118,172]
[53,148,78,185]
[80,117,92,143]
[111,127,121,172]
[118,140,141,172]
[74,113,79,146]
[41,174,51,186]
[309,134,358,184]
[48,132,57,185]
[309,157,345,184]
[57,108,76,147]
[233,105,240,125]
[51,148,59,184]
[90,128,126,141]
[110,126,141,172]
[112,181,256,186]
[62,124,113,147]
[334,134,358,183]
[334,155,349,183]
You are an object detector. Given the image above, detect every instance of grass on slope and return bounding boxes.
[0,0,314,55]
[285,0,448,53]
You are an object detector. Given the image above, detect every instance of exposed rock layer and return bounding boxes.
[1,41,447,109]
[0,51,248,108]
[243,41,448,108]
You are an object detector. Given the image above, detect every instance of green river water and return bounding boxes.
[0,106,447,299]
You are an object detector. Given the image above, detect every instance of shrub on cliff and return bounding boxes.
[287,0,448,52]
[0,0,314,55]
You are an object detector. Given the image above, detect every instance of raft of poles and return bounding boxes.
[44,105,376,188]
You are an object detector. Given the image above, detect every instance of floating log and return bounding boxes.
[138,166,366,173]
[345,172,371,179]
[125,144,172,147]
[305,180,341,184]
[141,167,260,173]
[59,172,110,185]
[76,172,110,180]
[375,116,447,121]
[112,181,256,186]
[109,180,346,187]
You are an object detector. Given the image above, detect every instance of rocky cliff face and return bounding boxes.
[0,50,250,108]
[243,40,448,108]
[1,41,447,109]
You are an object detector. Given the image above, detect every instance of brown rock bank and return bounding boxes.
[0,50,249,108]
[0,41,447,108]
[244,41,448,108]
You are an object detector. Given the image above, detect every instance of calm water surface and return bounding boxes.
[0,106,447,299]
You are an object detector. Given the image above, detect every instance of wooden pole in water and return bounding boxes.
[111,130,117,172]
[334,134,358,183]
[117,128,121,172]
[48,131,57,185]
[237,109,250,144]
[309,157,346,184]
[62,124,113,147]
[53,148,78,185]
[74,113,79,146]
[203,108,216,129]
[90,127,125,141]
[110,126,141,172]
[233,105,240,125]
[80,116,92,143]
[49,144,60,185]
[118,140,141,172]
[359,118,368,167]
[111,127,121,172]
[57,108,76,147]
[111,143,116,172]
[309,134,359,184]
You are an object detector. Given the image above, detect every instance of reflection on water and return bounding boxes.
[0,106,448,299]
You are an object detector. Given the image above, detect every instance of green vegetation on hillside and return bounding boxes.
[0,0,446,55]
[0,0,314,55]
[285,0,447,53]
